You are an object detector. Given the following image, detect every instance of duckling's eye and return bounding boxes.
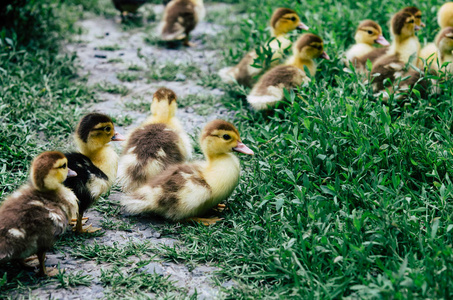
[367,30,373,35]
[291,17,296,22]
[223,134,231,140]
[408,20,415,23]
[416,15,422,19]
[60,163,67,169]
[104,126,111,132]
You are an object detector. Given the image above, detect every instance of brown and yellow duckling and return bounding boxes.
[0,151,78,276]
[344,20,389,72]
[219,7,309,87]
[247,33,329,111]
[422,27,453,74]
[64,113,125,233]
[159,0,205,47]
[121,120,254,225]
[370,11,422,97]
[118,88,193,193]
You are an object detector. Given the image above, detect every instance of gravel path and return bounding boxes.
[3,3,237,299]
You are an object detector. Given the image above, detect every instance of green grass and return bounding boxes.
[96,81,130,95]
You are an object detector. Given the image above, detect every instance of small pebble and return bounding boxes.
[94,54,107,59]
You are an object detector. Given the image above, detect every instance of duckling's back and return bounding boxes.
[0,186,73,261]
[118,123,188,192]
[160,0,201,41]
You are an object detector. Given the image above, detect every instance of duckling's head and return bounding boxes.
[150,87,177,122]
[354,20,389,46]
[391,11,419,40]
[270,8,308,36]
[75,113,125,154]
[401,6,425,28]
[438,2,453,28]
[30,151,77,191]
[436,27,453,54]
[200,120,254,159]
[293,33,330,60]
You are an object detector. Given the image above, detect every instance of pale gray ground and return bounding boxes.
[3,3,238,299]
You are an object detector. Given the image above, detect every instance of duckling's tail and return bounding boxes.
[121,188,159,215]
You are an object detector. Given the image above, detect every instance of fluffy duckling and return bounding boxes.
[112,0,147,17]
[344,20,389,72]
[422,27,453,73]
[159,0,205,47]
[247,33,329,111]
[420,3,453,68]
[64,113,125,233]
[118,88,192,193]
[0,151,78,276]
[370,11,422,95]
[121,120,254,224]
[401,6,425,28]
[219,8,309,87]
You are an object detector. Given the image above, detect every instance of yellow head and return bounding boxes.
[391,11,419,40]
[150,87,177,123]
[293,33,330,60]
[436,27,453,55]
[438,2,453,28]
[401,6,425,28]
[200,120,254,159]
[270,8,308,36]
[74,113,125,154]
[30,151,77,191]
[354,20,389,46]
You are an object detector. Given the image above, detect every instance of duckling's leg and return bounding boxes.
[183,36,196,47]
[36,250,58,277]
[70,216,88,226]
[74,214,102,233]
[213,203,226,212]
[186,217,223,226]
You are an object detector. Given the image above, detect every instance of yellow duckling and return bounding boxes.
[247,33,329,111]
[420,3,453,68]
[401,6,426,28]
[371,11,422,96]
[121,120,254,224]
[422,27,453,73]
[118,88,193,193]
[344,20,389,72]
[219,8,309,87]
[0,151,78,276]
[64,113,125,233]
[159,0,205,47]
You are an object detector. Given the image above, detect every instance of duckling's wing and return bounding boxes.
[160,1,197,41]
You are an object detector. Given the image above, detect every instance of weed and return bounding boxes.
[96,81,130,96]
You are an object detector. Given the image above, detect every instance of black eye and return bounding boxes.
[60,163,67,169]
[368,30,373,35]
[223,134,231,140]
[409,20,414,23]
[104,126,111,132]
[291,17,296,21]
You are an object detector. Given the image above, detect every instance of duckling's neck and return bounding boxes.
[286,55,316,76]
[203,153,240,204]
[389,35,420,63]
[79,144,119,183]
[144,115,183,132]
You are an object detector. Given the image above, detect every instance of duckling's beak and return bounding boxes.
[375,35,390,46]
[297,22,309,30]
[320,51,330,60]
[67,168,77,177]
[233,141,254,155]
[111,132,126,141]
[414,25,421,31]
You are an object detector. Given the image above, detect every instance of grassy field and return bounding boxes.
[1,0,453,298]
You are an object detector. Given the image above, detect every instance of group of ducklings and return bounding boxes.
[219,4,453,108]
[0,88,253,276]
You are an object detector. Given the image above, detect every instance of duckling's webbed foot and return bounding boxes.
[183,37,196,47]
[73,214,101,233]
[186,217,224,226]
[70,216,88,226]
[213,203,226,212]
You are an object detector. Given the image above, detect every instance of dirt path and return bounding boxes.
[13,3,237,299]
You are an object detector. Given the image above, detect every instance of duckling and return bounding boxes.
[420,3,453,69]
[112,0,147,18]
[158,0,205,47]
[401,6,426,28]
[218,8,309,87]
[247,33,329,111]
[371,11,422,96]
[422,27,453,73]
[64,113,125,233]
[344,20,389,72]
[117,88,192,193]
[0,151,78,276]
[121,120,254,224]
